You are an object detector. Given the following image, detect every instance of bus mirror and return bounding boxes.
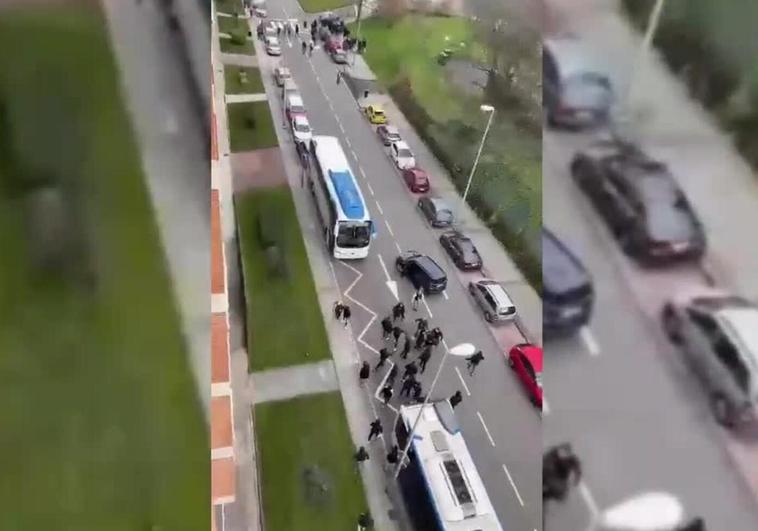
[371,221,377,238]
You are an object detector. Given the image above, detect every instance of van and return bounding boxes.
[542,229,593,336]
[468,279,516,323]
[395,251,447,294]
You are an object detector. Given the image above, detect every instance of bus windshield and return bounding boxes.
[337,222,371,248]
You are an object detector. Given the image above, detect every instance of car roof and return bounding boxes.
[394,140,411,150]
[517,344,543,373]
[714,307,758,373]
[414,255,446,280]
[477,280,514,307]
[288,95,304,105]
[407,167,427,176]
[429,197,451,210]
[293,115,309,124]
[543,37,607,79]
[542,229,591,295]
[370,105,385,111]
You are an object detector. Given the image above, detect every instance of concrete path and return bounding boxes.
[226,93,268,103]
[251,360,339,404]
[219,52,259,67]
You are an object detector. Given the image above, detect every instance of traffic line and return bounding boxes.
[375,201,384,215]
[422,297,433,318]
[578,481,600,518]
[366,182,375,196]
[338,261,380,355]
[359,167,368,180]
[394,241,403,254]
[454,367,471,396]
[502,464,525,507]
[350,148,359,161]
[542,396,550,415]
[476,411,496,447]
[345,137,352,148]
[384,219,395,237]
[580,326,600,357]
[442,289,449,300]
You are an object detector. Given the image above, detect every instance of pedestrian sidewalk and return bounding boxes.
[551,0,758,299]
[251,360,340,404]
[226,93,268,103]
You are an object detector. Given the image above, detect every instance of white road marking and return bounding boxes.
[476,411,496,447]
[502,464,525,507]
[359,167,368,180]
[454,367,471,396]
[338,261,380,355]
[394,241,403,254]
[578,481,600,518]
[351,148,359,160]
[338,122,345,133]
[442,290,449,300]
[345,137,352,148]
[422,297,433,318]
[375,201,384,215]
[441,338,449,351]
[377,254,391,282]
[542,397,550,415]
[384,219,395,237]
[366,182,375,196]
[580,326,600,357]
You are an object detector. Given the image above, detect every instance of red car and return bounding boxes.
[402,167,430,193]
[508,343,543,409]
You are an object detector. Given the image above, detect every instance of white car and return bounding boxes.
[254,7,267,18]
[291,115,313,143]
[274,66,291,87]
[265,36,281,56]
[390,140,416,170]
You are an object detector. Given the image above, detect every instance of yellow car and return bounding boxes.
[365,105,387,125]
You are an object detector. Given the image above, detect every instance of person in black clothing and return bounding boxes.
[295,23,300,34]
[386,445,399,465]
[277,25,282,36]
[309,41,314,56]
[431,327,443,344]
[449,390,463,409]
[411,288,424,311]
[333,301,345,320]
[392,302,405,322]
[376,348,391,369]
[302,40,307,54]
[414,317,428,337]
[381,316,393,340]
[411,380,423,401]
[415,329,427,350]
[403,361,418,380]
[400,375,415,397]
[466,351,484,375]
[342,305,351,327]
[367,419,383,441]
[380,384,393,404]
[393,327,405,352]
[359,361,370,384]
[386,364,399,387]
[418,346,432,373]
[354,446,370,463]
[399,335,412,359]
[677,518,705,531]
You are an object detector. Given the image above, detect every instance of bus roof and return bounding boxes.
[400,402,503,531]
[311,135,370,222]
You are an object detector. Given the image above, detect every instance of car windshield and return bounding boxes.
[398,148,413,158]
[639,177,697,242]
[436,209,453,222]
[458,239,478,259]
[337,222,371,248]
[294,121,310,133]
[563,72,611,109]
[289,105,305,114]
[373,109,385,116]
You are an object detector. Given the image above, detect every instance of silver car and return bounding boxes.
[468,279,516,323]
[662,287,758,428]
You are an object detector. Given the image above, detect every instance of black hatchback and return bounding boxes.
[395,251,447,294]
[542,229,593,336]
[439,231,482,271]
[571,140,706,265]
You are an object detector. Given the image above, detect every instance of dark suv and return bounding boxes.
[542,229,593,336]
[571,140,706,265]
[395,251,447,294]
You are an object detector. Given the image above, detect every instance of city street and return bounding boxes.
[254,1,543,529]
[542,1,758,529]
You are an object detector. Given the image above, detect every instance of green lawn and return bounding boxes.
[227,101,278,151]
[215,0,244,15]
[219,35,255,55]
[0,6,206,530]
[217,13,248,35]
[255,393,369,530]
[224,65,265,94]
[298,0,354,13]
[236,187,332,371]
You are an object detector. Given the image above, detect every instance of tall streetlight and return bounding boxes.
[393,342,476,479]
[456,104,495,226]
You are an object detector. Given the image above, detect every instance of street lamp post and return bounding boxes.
[393,342,476,479]
[456,104,495,226]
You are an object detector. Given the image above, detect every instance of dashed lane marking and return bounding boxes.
[454,367,471,396]
[442,290,449,300]
[477,411,496,447]
[375,201,384,215]
[580,326,600,357]
[422,297,433,319]
[384,219,395,237]
[502,463,525,507]
[394,241,403,254]
[366,182,375,196]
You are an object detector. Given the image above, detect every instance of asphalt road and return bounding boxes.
[259,2,542,529]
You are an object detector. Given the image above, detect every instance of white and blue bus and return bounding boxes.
[395,401,504,531]
[307,135,373,259]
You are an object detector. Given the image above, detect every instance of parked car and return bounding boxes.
[274,66,291,87]
[542,229,593,336]
[325,34,343,54]
[571,140,706,265]
[402,167,430,193]
[661,287,758,429]
[439,230,482,271]
[418,196,453,228]
[265,36,281,56]
[254,7,267,17]
[395,251,447,294]
[258,21,277,40]
[285,94,306,121]
[365,105,387,124]
[281,79,299,101]
[376,125,401,146]
[543,37,613,130]
[291,115,312,143]
[468,279,516,323]
[390,140,416,170]
[331,49,348,64]
[509,343,543,409]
